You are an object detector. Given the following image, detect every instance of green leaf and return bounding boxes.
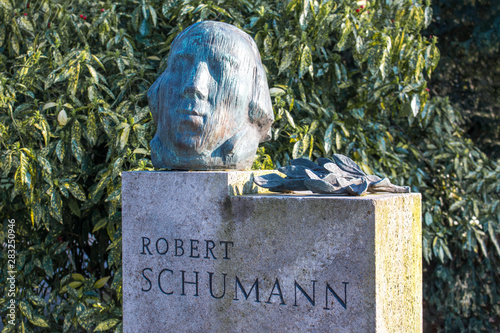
[134,123,149,148]
[85,64,99,84]
[37,155,52,175]
[15,102,32,113]
[334,62,341,81]
[39,118,51,146]
[432,236,444,262]
[95,318,120,331]
[449,200,465,212]
[335,131,341,151]
[0,24,5,48]
[92,173,111,202]
[71,138,83,164]
[59,182,70,198]
[379,50,388,79]
[29,315,50,328]
[14,151,29,191]
[269,87,286,97]
[72,273,85,281]
[415,53,424,79]
[87,111,98,146]
[28,295,47,307]
[340,124,351,138]
[72,120,82,141]
[50,188,63,223]
[286,0,299,13]
[19,300,33,320]
[139,19,150,36]
[422,236,431,263]
[63,182,86,201]
[119,125,131,150]
[68,62,80,96]
[2,152,12,176]
[141,3,150,19]
[94,276,111,289]
[299,45,313,78]
[284,110,296,128]
[43,255,54,277]
[56,140,65,163]
[424,6,433,28]
[105,187,121,202]
[149,5,157,27]
[279,48,294,74]
[411,94,421,117]
[92,54,106,71]
[112,266,122,291]
[299,0,310,30]
[402,83,422,94]
[441,241,453,260]
[112,157,124,179]
[54,241,69,255]
[133,148,148,155]
[93,218,108,233]
[19,17,34,34]
[108,245,121,267]
[336,20,351,52]
[431,45,440,70]
[473,228,488,258]
[488,222,500,256]
[292,134,311,159]
[10,35,19,55]
[424,212,433,226]
[32,202,43,225]
[324,123,334,154]
[63,313,72,333]
[78,308,98,329]
[68,281,83,289]
[43,102,58,111]
[162,0,179,17]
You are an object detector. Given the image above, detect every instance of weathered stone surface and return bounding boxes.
[122,171,421,332]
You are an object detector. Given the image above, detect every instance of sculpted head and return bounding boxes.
[148,21,274,170]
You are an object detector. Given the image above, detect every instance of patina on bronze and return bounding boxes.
[148,21,274,170]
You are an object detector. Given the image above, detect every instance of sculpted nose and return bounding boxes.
[184,61,209,100]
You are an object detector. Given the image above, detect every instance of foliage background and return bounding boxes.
[0,0,498,332]
[428,0,500,160]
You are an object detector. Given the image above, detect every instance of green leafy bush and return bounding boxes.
[0,0,498,331]
[429,0,500,159]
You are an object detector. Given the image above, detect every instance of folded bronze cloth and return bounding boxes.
[254,154,410,196]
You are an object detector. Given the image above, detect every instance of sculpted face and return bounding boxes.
[163,29,254,154]
[148,21,273,170]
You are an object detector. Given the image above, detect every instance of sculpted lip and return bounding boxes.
[176,109,206,129]
[177,108,207,117]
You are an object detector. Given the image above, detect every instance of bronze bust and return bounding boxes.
[148,21,274,170]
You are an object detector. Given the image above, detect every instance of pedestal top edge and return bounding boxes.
[238,192,421,200]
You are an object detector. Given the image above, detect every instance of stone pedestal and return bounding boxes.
[122,171,422,332]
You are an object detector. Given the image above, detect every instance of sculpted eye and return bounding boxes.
[171,53,193,71]
[208,59,222,78]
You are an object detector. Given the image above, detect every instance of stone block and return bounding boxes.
[122,171,421,332]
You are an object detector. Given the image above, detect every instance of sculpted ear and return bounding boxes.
[249,66,274,142]
[147,73,163,123]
